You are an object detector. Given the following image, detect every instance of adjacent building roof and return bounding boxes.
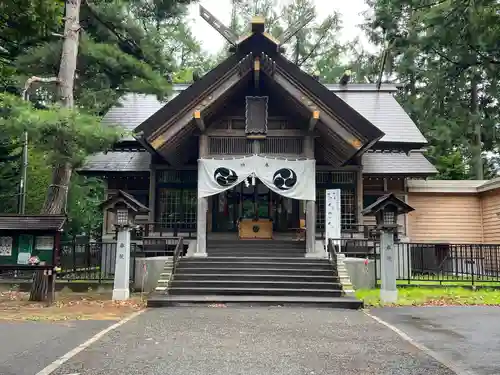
[407,177,500,194]
[79,149,436,176]
[334,91,427,144]
[0,215,66,231]
[407,179,489,193]
[79,151,151,172]
[362,151,437,175]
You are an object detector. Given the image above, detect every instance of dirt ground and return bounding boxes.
[0,290,145,321]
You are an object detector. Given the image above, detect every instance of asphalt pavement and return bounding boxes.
[0,320,113,375]
[49,307,455,375]
[371,306,500,375]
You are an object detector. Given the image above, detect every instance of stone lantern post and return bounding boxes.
[362,193,414,304]
[100,190,149,300]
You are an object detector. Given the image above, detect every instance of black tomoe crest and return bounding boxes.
[214,167,238,186]
[273,168,297,190]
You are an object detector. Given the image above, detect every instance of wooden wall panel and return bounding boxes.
[480,190,500,243]
[407,193,483,243]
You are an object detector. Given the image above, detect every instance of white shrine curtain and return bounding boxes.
[197,155,316,201]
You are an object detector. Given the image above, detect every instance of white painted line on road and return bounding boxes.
[35,309,145,375]
[365,311,477,375]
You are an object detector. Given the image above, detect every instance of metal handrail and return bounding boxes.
[171,237,184,277]
[326,238,338,266]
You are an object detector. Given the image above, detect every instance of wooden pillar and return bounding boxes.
[304,134,317,256]
[195,134,208,257]
[148,165,156,222]
[357,166,364,228]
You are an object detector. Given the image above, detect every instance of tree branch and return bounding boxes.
[468,44,500,65]
[297,18,336,67]
[22,76,59,101]
[412,0,449,11]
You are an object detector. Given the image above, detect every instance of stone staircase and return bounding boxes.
[148,240,363,309]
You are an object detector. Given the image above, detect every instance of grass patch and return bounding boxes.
[386,280,500,287]
[356,287,500,307]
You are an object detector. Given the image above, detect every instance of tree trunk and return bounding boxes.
[30,0,82,302]
[41,0,81,216]
[471,73,483,180]
[30,270,48,302]
[41,162,73,214]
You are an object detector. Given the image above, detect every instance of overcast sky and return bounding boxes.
[187,0,376,55]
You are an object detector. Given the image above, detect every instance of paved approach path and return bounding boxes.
[50,307,454,375]
[372,306,500,375]
[0,320,112,375]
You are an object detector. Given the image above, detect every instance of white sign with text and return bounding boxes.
[325,189,341,248]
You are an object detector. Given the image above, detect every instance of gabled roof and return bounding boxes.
[101,84,427,147]
[362,193,415,216]
[132,30,385,166]
[100,190,149,213]
[135,52,244,140]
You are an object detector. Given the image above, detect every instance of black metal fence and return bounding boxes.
[0,236,187,285]
[57,241,137,282]
[328,239,500,286]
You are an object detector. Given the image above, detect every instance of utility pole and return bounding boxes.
[19,130,28,214]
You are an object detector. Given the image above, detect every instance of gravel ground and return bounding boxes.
[0,320,113,375]
[51,307,455,375]
[372,306,500,375]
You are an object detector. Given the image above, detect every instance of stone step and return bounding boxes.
[207,240,304,247]
[207,252,305,258]
[181,257,328,264]
[207,250,306,256]
[177,261,333,270]
[173,273,340,282]
[167,287,343,298]
[175,267,336,276]
[170,280,343,290]
[148,294,363,309]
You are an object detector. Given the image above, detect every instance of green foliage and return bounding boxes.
[359,0,500,179]
[0,0,208,233]
[0,92,123,167]
[66,175,106,237]
[24,148,51,214]
[0,136,21,213]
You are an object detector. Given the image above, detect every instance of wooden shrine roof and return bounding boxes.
[0,215,66,231]
[132,30,386,166]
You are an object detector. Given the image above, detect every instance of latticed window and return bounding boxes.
[157,188,197,229]
[315,171,357,231]
[182,190,197,226]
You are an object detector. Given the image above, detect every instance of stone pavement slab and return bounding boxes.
[52,307,455,375]
[371,306,500,375]
[0,320,113,375]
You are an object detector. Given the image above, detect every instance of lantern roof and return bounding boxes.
[100,190,149,214]
[361,193,414,216]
